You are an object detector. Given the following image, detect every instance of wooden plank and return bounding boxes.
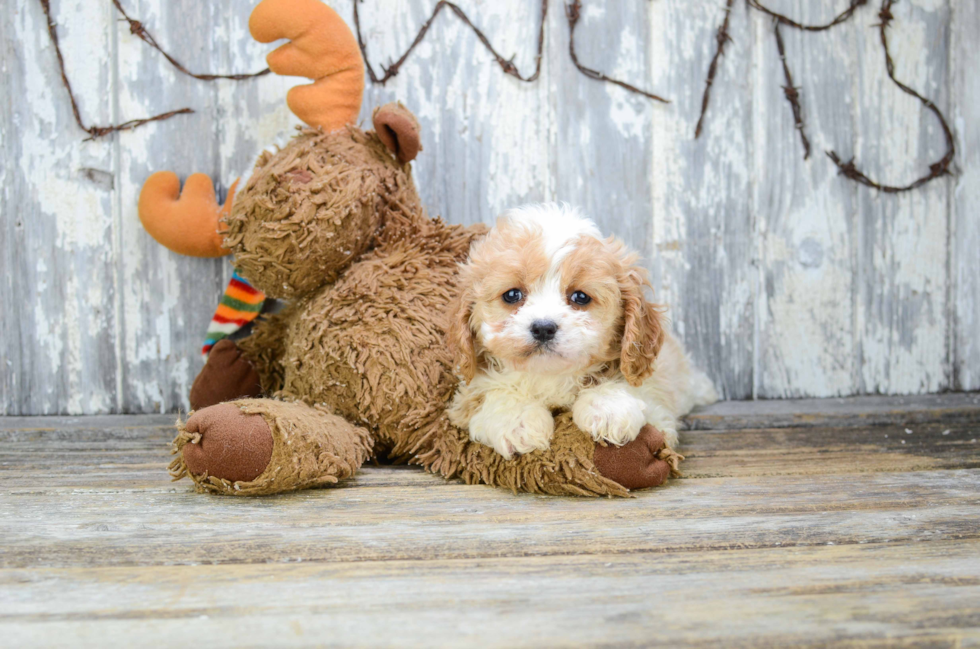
[852,0,952,394]
[0,420,971,484]
[114,0,231,414]
[3,392,977,433]
[1,413,976,489]
[1,540,978,647]
[752,3,859,398]
[2,468,977,568]
[648,0,755,400]
[680,421,980,478]
[686,392,980,430]
[0,465,448,492]
[0,402,977,645]
[0,0,120,415]
[0,413,177,431]
[5,419,975,487]
[951,0,980,391]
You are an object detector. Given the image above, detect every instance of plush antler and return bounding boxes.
[138,172,238,258]
[138,0,365,257]
[249,0,365,130]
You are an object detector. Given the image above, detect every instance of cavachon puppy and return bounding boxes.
[448,203,717,459]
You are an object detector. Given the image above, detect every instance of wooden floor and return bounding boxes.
[2,395,979,647]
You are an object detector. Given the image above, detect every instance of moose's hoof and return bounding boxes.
[593,425,674,490]
[182,403,274,483]
[189,339,263,410]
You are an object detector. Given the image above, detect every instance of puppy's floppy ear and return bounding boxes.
[619,265,665,387]
[447,285,478,382]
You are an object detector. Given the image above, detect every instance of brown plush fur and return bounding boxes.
[171,398,373,495]
[224,127,407,299]
[170,113,678,497]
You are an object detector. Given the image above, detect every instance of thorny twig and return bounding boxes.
[353,0,548,84]
[696,0,954,191]
[826,0,955,192]
[42,0,270,140]
[39,0,192,140]
[111,0,271,81]
[694,0,735,138]
[42,0,955,194]
[773,22,811,159]
[353,0,667,101]
[565,0,669,103]
[748,0,869,31]
[696,0,866,139]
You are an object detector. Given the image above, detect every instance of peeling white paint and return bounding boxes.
[1,0,971,414]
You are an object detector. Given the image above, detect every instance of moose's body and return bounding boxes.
[144,0,681,497]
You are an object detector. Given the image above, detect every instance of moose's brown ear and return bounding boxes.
[372,103,422,164]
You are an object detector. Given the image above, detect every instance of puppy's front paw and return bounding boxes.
[469,404,554,460]
[573,390,646,446]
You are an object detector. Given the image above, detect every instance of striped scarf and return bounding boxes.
[202,271,266,359]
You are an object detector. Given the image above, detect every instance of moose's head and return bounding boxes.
[138,0,424,299]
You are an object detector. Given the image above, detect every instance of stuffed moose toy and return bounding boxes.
[138,0,681,496]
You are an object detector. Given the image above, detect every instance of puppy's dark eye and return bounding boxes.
[502,288,524,304]
[570,291,592,306]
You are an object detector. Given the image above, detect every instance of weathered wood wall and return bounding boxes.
[1,0,976,414]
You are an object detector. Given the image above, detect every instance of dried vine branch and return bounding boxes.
[111,0,271,81]
[43,0,954,195]
[735,0,953,190]
[565,0,669,103]
[827,0,955,192]
[694,0,735,138]
[698,0,865,139]
[747,0,869,32]
[39,0,192,140]
[353,0,548,84]
[773,22,811,159]
[42,0,269,140]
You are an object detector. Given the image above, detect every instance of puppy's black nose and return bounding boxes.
[530,320,558,342]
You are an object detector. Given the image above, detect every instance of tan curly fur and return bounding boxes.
[618,261,666,387]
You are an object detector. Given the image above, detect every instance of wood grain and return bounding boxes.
[752,2,859,398]
[1,0,120,415]
[1,398,978,645]
[1,541,978,648]
[649,0,755,400]
[0,0,972,414]
[3,400,977,489]
[686,392,980,429]
[951,0,980,391]
[2,407,978,570]
[3,468,978,569]
[852,0,951,394]
[114,0,230,415]
[356,0,553,225]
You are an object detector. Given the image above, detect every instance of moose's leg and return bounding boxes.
[189,340,263,410]
[171,399,374,495]
[188,307,293,410]
[416,413,681,497]
[592,425,682,491]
